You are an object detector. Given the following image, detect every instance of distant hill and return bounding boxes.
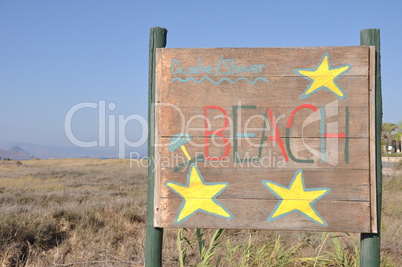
[0,146,33,160]
[0,142,147,159]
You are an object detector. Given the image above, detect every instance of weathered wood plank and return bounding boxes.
[157,105,368,138]
[158,46,370,77]
[158,169,370,201]
[156,137,369,169]
[160,182,370,202]
[155,198,371,233]
[160,168,370,186]
[369,46,377,233]
[157,76,369,107]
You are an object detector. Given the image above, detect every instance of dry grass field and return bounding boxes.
[0,158,401,266]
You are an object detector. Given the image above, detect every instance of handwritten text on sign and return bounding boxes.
[155,47,376,233]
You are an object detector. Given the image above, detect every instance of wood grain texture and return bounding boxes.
[156,137,369,169]
[156,198,371,232]
[157,76,369,107]
[154,46,375,233]
[158,168,370,199]
[369,46,377,233]
[157,105,368,138]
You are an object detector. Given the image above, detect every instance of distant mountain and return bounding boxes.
[0,142,147,159]
[0,146,33,160]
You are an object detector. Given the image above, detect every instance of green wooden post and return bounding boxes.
[360,29,382,267]
[145,27,167,267]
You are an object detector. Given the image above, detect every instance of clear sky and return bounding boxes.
[1,0,401,148]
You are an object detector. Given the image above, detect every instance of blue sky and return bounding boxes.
[1,0,401,148]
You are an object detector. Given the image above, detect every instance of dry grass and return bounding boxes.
[0,158,401,266]
[382,169,402,266]
[0,159,147,266]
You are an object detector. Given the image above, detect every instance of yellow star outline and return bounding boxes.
[262,169,330,226]
[166,163,232,223]
[295,53,351,100]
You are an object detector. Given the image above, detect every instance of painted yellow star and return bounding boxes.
[166,163,232,223]
[295,53,351,100]
[262,169,330,226]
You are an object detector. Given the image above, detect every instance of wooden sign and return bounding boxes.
[154,46,376,233]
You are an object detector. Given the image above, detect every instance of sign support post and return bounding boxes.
[360,28,382,267]
[145,26,167,267]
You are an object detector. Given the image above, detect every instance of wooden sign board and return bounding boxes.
[154,46,376,233]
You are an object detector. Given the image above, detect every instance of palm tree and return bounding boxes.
[382,122,398,151]
[393,132,402,152]
[396,120,402,152]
